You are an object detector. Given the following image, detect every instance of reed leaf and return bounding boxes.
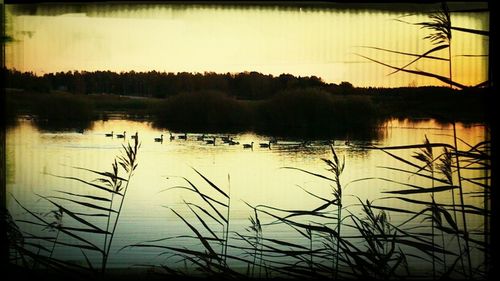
[55,225,109,234]
[47,173,122,196]
[69,166,128,182]
[348,177,426,190]
[379,166,449,184]
[48,239,105,252]
[395,239,455,259]
[55,191,112,202]
[80,249,95,272]
[192,167,229,199]
[184,202,224,227]
[70,212,108,217]
[252,204,334,221]
[296,184,332,203]
[22,242,52,253]
[281,167,336,183]
[461,178,490,189]
[383,185,458,194]
[165,179,228,222]
[388,44,450,75]
[449,26,489,36]
[259,209,340,238]
[169,208,221,261]
[356,54,467,89]
[184,200,221,241]
[369,205,418,215]
[357,45,448,61]
[260,237,310,250]
[12,195,103,254]
[45,196,117,213]
[161,185,227,208]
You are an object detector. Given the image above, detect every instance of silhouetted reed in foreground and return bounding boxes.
[353,129,490,279]
[5,125,489,279]
[125,131,489,279]
[8,137,140,278]
[358,2,489,89]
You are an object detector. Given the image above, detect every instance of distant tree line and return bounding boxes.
[3,68,488,100]
[4,68,355,99]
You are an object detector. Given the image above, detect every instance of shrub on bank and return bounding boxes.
[258,88,379,138]
[33,93,94,122]
[154,90,252,132]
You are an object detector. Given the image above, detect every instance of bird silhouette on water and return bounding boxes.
[155,134,164,142]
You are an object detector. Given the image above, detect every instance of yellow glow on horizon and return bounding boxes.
[5,4,488,87]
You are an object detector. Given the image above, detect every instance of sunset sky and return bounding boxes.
[4,3,489,88]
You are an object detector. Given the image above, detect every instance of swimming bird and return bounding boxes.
[260,141,271,149]
[243,142,254,149]
[131,132,138,139]
[197,134,205,141]
[105,131,113,137]
[169,132,175,141]
[178,133,187,140]
[116,131,126,138]
[301,140,311,147]
[205,136,216,145]
[228,139,239,145]
[155,134,164,142]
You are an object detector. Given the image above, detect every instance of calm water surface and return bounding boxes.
[6,117,488,274]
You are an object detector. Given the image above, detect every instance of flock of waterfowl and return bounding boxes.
[104,131,280,149]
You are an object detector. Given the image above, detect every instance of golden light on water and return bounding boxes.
[7,118,487,218]
[6,117,488,269]
[4,3,488,87]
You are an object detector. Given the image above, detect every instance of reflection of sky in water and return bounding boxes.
[6,118,489,272]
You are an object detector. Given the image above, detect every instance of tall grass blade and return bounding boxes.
[169,208,221,261]
[192,167,229,199]
[47,173,122,195]
[388,44,450,75]
[281,167,336,183]
[184,201,220,241]
[45,196,117,213]
[69,166,128,182]
[383,185,458,194]
[357,45,448,61]
[356,54,467,89]
[55,191,112,202]
[12,195,103,254]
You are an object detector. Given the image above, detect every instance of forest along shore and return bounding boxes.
[4,70,490,138]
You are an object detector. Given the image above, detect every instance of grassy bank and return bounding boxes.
[5,87,489,135]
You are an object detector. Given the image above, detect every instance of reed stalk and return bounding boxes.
[223,174,231,266]
[102,138,139,272]
[452,122,472,277]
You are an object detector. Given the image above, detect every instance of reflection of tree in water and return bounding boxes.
[28,93,95,132]
[34,119,93,133]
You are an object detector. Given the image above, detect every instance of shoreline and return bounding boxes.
[5,89,491,138]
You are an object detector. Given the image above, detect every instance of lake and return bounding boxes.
[6,117,489,278]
